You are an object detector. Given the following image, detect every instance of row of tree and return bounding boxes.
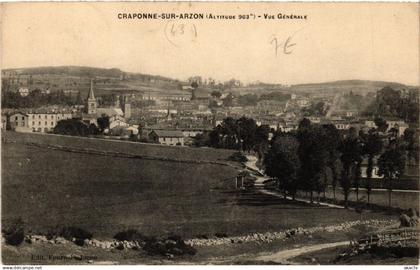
[363,86,419,123]
[208,91,291,108]
[1,89,83,108]
[207,117,270,155]
[263,118,418,208]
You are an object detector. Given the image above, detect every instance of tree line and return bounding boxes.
[1,89,83,108]
[264,118,418,208]
[202,116,418,208]
[363,86,419,124]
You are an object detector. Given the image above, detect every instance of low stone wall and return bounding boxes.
[5,219,396,251]
[185,219,396,247]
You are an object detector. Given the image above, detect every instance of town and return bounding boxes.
[1,67,418,148]
[1,66,419,265]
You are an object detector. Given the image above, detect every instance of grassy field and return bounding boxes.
[294,187,419,211]
[2,132,397,241]
[2,131,237,164]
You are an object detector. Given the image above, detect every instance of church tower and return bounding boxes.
[87,79,97,115]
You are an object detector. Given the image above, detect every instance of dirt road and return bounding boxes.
[255,240,350,264]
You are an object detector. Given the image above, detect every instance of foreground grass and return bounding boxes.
[1,133,401,264]
[2,223,401,265]
[294,188,419,211]
[3,140,395,239]
[2,131,237,164]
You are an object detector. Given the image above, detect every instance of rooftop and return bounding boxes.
[150,129,184,138]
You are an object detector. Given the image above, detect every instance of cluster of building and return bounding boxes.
[1,78,414,149]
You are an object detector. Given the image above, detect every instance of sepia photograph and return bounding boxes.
[0,2,419,266]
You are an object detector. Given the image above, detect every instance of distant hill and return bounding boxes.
[292,80,411,90]
[1,66,184,97]
[2,66,416,97]
[2,66,177,82]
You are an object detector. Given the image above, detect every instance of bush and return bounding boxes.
[47,226,92,246]
[215,232,228,238]
[228,152,248,162]
[143,234,196,257]
[114,229,148,242]
[195,234,209,239]
[2,218,25,246]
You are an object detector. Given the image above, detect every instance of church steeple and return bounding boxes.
[88,79,95,99]
[87,79,97,115]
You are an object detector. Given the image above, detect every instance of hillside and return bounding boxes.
[217,80,415,97]
[289,80,413,95]
[2,66,186,97]
[2,66,416,97]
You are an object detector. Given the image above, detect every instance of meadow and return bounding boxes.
[2,132,396,240]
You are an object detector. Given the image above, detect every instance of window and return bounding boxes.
[22,116,24,120]
[38,122,41,125]
[38,115,41,119]
[45,121,47,125]
[32,121,35,126]
[32,115,35,119]
[51,115,54,119]
[44,115,47,119]
[15,116,18,120]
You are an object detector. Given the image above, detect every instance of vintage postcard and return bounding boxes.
[0,2,419,266]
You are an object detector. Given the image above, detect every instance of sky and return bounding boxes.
[1,2,419,85]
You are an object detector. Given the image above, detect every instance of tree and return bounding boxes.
[374,117,388,133]
[296,122,330,203]
[222,93,234,107]
[97,114,110,133]
[88,123,100,135]
[361,128,383,204]
[377,141,406,207]
[209,125,222,148]
[403,128,419,163]
[259,92,290,102]
[220,117,238,149]
[54,119,90,136]
[322,124,341,201]
[208,100,220,109]
[238,94,258,107]
[338,130,363,208]
[190,81,199,89]
[236,117,257,152]
[75,90,82,105]
[264,135,300,200]
[298,118,311,130]
[193,132,210,147]
[211,90,222,99]
[254,124,270,165]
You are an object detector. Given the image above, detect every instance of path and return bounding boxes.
[255,240,350,264]
[245,155,418,210]
[245,155,347,209]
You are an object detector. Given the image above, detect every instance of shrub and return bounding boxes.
[46,225,92,246]
[195,234,209,239]
[143,234,196,257]
[2,218,25,246]
[114,229,148,242]
[228,152,248,162]
[215,232,228,238]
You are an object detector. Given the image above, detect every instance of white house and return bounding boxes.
[148,130,185,146]
[27,112,73,132]
[109,115,129,130]
[18,88,30,97]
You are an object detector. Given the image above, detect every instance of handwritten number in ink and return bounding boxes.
[165,21,198,47]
